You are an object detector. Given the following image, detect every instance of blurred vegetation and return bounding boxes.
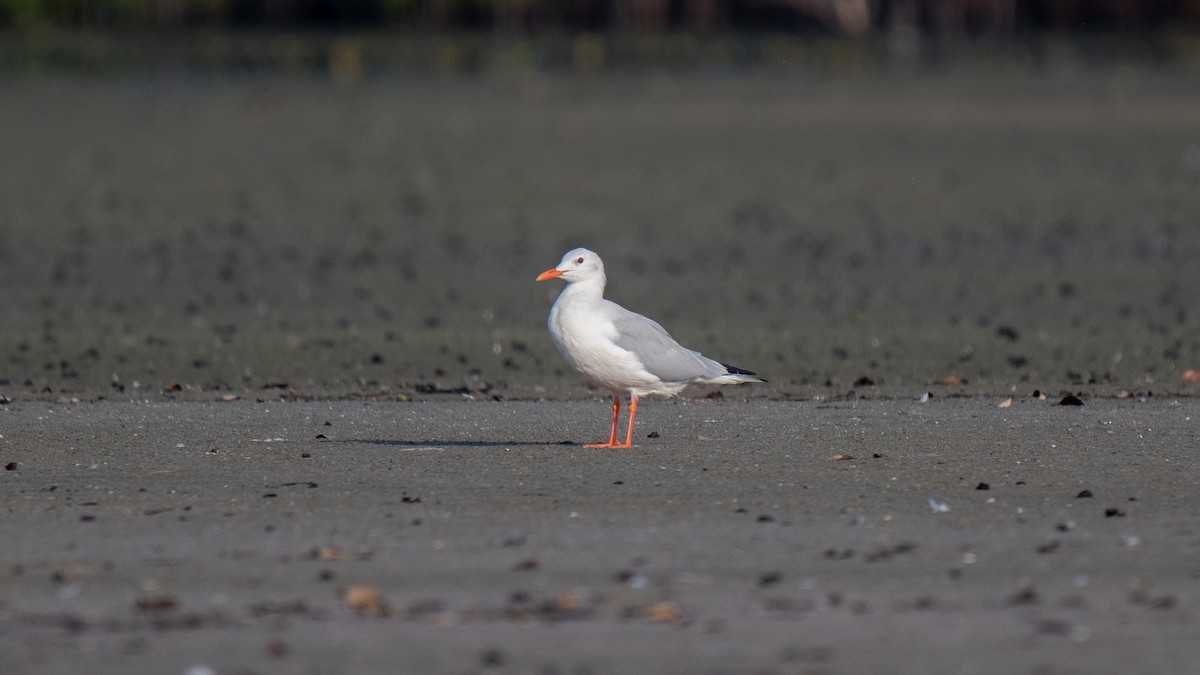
[3,1,1199,33]
[2,1,1200,75]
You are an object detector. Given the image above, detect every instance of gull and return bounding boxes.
[536,248,764,448]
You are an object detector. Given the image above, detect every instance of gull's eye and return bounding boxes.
[575,257,584,264]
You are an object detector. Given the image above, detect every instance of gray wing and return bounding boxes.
[608,303,726,383]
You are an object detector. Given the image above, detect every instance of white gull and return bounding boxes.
[536,248,764,448]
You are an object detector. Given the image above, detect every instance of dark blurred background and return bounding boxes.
[4,0,1200,75]
[5,0,1199,32]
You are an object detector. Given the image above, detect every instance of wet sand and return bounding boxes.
[2,397,1199,674]
[1,72,1199,402]
[1,68,1200,673]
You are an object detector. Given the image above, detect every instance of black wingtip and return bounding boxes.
[722,363,765,381]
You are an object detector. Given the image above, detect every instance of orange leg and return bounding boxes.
[584,395,639,448]
[584,395,621,448]
[618,395,638,448]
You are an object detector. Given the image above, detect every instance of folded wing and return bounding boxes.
[609,305,729,384]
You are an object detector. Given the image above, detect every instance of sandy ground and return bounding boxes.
[1,70,1199,402]
[1,397,1199,675]
[2,65,1200,673]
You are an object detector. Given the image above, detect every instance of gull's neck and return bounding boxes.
[561,274,607,304]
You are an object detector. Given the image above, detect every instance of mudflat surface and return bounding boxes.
[1,398,1199,675]
[1,70,1199,402]
[2,67,1200,674]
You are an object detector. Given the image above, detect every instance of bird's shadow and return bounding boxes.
[347,439,574,448]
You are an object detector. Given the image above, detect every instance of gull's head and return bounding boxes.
[536,248,605,284]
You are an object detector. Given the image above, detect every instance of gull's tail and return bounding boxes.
[709,363,766,385]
